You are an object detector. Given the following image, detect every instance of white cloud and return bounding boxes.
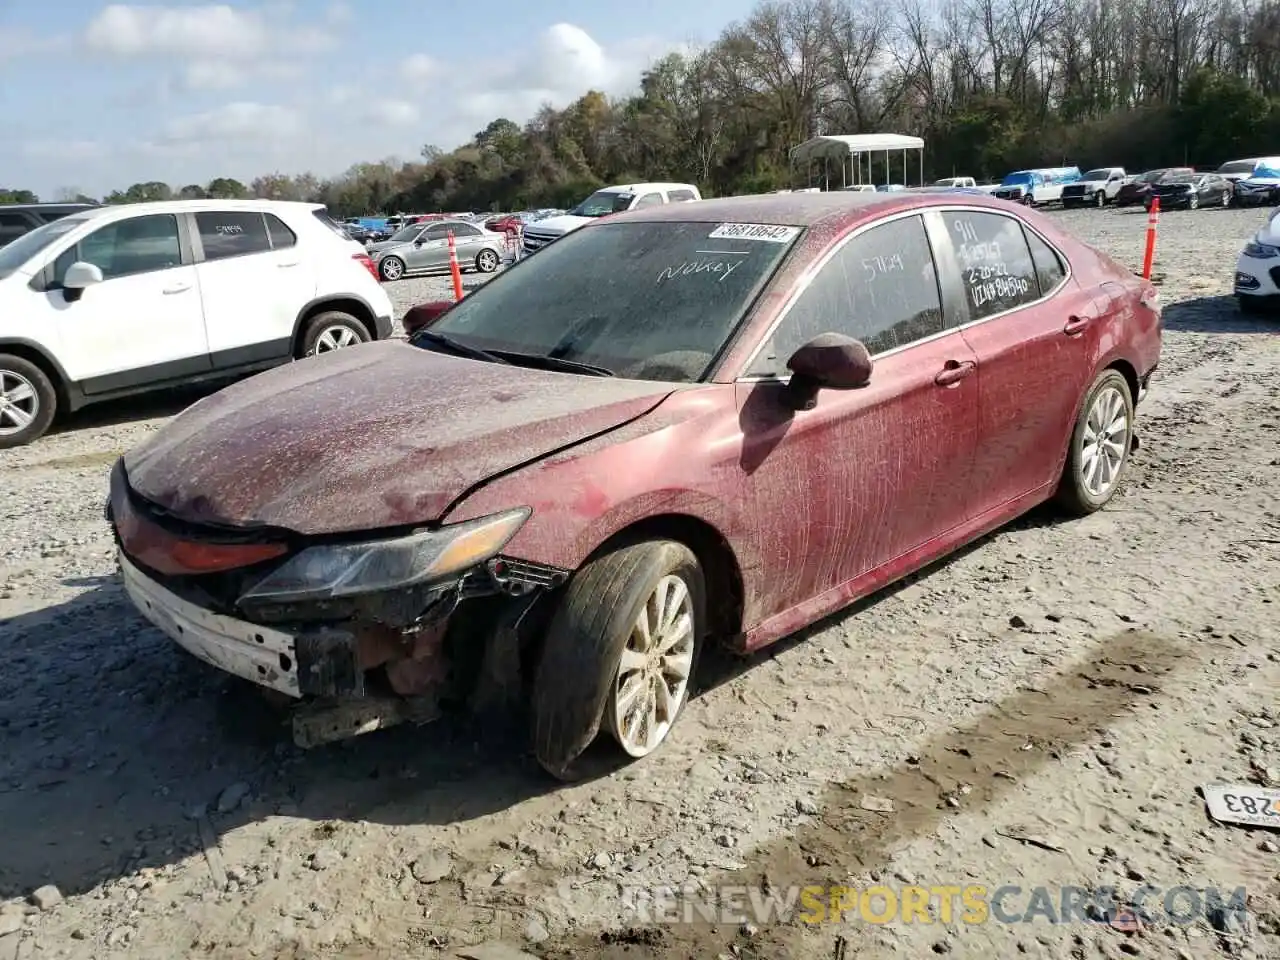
[399,53,437,83]
[84,4,271,59]
[161,102,304,145]
[363,100,420,127]
[16,22,682,197]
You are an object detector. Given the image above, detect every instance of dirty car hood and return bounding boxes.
[123,340,677,535]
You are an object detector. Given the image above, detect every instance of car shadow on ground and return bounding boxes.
[1161,295,1278,334]
[0,498,1071,901]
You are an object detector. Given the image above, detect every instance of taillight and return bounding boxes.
[353,253,379,280]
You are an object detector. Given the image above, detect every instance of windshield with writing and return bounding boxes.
[0,217,85,280]
[418,220,798,382]
[570,191,634,217]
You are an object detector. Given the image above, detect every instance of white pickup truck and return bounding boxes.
[1059,167,1129,208]
[521,182,701,254]
[930,176,1001,193]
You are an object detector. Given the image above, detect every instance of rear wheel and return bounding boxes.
[298,312,371,358]
[378,256,405,282]
[1222,189,1231,208]
[531,540,704,780]
[1189,192,1199,210]
[1055,370,1134,516]
[0,354,57,449]
[474,248,500,273]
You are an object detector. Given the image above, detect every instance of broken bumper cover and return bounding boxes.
[121,550,304,697]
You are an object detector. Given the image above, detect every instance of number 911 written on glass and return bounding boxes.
[1202,783,1280,829]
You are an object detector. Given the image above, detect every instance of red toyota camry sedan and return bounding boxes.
[107,191,1161,779]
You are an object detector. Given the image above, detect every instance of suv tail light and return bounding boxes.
[353,252,379,281]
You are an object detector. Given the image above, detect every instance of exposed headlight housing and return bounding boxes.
[1243,241,1280,259]
[238,508,530,604]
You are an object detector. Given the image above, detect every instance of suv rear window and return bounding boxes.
[312,209,353,239]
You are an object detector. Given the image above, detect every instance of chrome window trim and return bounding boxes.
[735,203,1073,383]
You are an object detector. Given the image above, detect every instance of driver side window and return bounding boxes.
[747,214,945,376]
[53,214,182,285]
[422,224,451,241]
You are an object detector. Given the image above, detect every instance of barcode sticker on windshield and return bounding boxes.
[708,223,800,243]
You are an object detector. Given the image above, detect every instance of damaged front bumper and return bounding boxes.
[117,546,570,748]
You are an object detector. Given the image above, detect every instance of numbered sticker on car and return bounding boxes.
[1202,782,1280,829]
[707,223,800,243]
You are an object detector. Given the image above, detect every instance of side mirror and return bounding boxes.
[61,261,103,302]
[783,332,873,410]
[63,261,103,290]
[403,300,454,335]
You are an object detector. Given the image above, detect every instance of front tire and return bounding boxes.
[1189,193,1199,210]
[1095,191,1106,208]
[0,354,57,449]
[1054,370,1135,516]
[298,312,371,358]
[531,540,705,780]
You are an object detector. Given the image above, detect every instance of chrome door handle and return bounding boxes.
[277,261,300,268]
[162,284,191,295]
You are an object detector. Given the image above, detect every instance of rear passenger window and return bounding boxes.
[1023,227,1066,296]
[0,213,31,245]
[196,211,272,261]
[668,189,697,202]
[634,193,664,208]
[265,214,296,249]
[944,211,1039,319]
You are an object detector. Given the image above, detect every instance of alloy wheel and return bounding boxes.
[608,573,696,758]
[310,326,360,355]
[1080,385,1130,499]
[477,250,499,272]
[380,257,404,281]
[0,369,38,438]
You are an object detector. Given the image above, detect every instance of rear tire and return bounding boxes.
[297,312,371,358]
[531,540,705,781]
[0,354,57,449]
[474,248,500,273]
[1054,370,1135,516]
[378,256,405,282]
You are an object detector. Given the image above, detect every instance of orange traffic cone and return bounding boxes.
[447,230,465,301]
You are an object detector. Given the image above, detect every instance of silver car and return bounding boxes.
[367,219,507,282]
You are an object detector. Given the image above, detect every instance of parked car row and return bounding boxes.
[101,188,1164,777]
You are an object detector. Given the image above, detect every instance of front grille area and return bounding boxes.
[522,231,557,252]
[1061,186,1088,198]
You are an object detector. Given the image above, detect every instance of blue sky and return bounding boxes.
[0,0,750,199]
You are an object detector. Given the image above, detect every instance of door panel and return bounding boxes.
[194,211,314,364]
[935,210,1095,513]
[739,214,979,627]
[43,213,210,390]
[409,224,452,270]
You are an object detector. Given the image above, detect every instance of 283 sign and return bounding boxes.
[1203,783,1280,829]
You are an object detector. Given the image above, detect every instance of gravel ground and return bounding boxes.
[1,207,1278,960]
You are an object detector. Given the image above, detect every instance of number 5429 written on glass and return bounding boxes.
[1203,783,1280,828]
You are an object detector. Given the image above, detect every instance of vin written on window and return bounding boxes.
[945,212,1038,318]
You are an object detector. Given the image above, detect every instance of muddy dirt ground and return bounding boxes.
[1,206,1277,960]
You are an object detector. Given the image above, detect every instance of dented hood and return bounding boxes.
[123,340,676,535]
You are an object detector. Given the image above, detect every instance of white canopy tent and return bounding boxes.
[789,133,925,190]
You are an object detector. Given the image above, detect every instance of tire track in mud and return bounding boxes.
[535,630,1192,960]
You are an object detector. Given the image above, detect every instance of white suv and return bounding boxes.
[521,182,701,254]
[0,199,394,447]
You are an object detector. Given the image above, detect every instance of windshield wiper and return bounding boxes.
[490,350,614,377]
[413,330,509,365]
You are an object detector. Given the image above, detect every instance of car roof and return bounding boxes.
[0,202,99,212]
[608,190,1016,231]
[51,199,327,224]
[600,183,698,193]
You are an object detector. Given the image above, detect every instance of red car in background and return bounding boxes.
[108,192,1161,780]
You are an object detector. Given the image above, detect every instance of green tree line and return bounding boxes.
[7,0,1280,217]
